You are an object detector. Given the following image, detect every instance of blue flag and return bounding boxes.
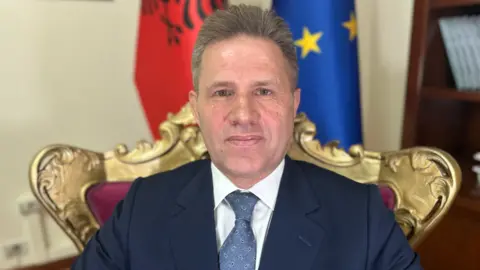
[273,0,363,149]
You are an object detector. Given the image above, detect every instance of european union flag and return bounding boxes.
[273,0,363,149]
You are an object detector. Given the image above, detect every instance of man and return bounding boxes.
[72,4,422,270]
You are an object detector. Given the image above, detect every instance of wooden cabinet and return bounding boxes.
[402,0,480,269]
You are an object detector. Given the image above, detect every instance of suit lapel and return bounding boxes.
[259,157,327,270]
[168,162,219,270]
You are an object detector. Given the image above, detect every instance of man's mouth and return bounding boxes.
[226,135,264,146]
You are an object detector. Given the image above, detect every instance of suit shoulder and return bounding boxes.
[293,159,371,193]
[134,159,210,199]
[292,159,380,219]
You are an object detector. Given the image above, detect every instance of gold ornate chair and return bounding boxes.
[29,103,462,253]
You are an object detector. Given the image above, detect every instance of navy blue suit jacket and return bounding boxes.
[72,157,422,270]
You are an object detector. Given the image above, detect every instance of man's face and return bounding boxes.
[189,35,300,185]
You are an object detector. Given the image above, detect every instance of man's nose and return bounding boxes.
[228,94,259,126]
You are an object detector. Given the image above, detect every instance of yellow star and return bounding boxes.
[294,27,323,59]
[342,12,357,41]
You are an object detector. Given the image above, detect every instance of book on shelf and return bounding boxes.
[439,15,480,91]
[473,152,480,186]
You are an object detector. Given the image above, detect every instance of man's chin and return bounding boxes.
[222,158,265,176]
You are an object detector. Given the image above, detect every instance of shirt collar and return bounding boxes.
[211,158,285,210]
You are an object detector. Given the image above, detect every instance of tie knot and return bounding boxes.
[225,191,259,222]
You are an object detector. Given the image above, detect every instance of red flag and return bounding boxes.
[134,0,225,139]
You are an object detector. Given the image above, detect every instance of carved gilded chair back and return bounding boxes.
[29,103,461,252]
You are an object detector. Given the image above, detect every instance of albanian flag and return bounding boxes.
[134,0,225,139]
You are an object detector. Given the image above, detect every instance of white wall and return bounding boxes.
[0,0,414,267]
[0,0,150,268]
[356,0,414,151]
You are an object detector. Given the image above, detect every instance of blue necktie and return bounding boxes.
[219,191,259,270]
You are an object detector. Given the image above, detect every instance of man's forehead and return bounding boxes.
[203,52,282,72]
[203,37,283,63]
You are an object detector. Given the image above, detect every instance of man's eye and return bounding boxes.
[213,90,232,97]
[256,88,272,96]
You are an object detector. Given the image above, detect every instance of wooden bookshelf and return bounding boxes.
[402,0,480,269]
[422,87,480,102]
[432,0,480,9]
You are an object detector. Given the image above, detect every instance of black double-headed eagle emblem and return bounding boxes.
[141,0,224,45]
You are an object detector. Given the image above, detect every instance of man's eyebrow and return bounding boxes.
[207,81,235,91]
[206,79,277,91]
[251,80,277,87]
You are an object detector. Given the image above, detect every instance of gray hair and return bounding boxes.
[191,4,298,92]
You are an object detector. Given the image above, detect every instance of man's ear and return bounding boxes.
[188,90,200,125]
[293,88,301,115]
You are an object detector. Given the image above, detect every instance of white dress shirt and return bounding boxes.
[212,159,285,270]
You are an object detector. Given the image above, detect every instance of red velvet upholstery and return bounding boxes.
[86,182,132,225]
[379,185,395,210]
[86,182,396,226]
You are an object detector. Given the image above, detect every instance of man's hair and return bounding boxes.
[191,4,298,92]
